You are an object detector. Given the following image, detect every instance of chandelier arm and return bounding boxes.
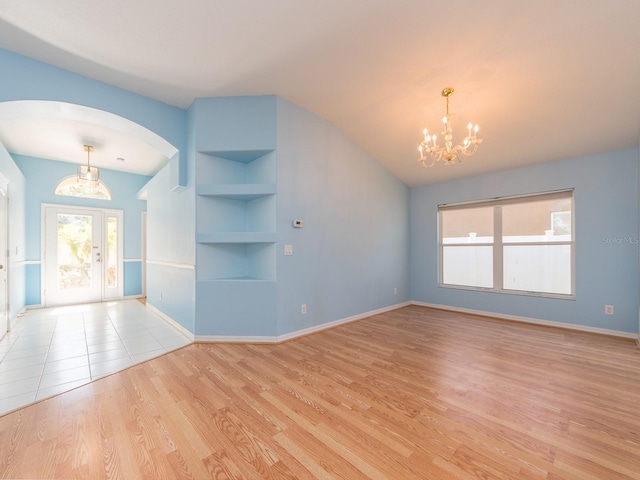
[419,157,436,168]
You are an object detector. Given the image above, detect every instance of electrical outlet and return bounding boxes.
[301,304,307,314]
[160,292,163,301]
[605,305,614,315]
[394,287,398,295]
[284,245,293,256]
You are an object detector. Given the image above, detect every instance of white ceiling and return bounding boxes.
[0,0,638,186]
[0,116,168,176]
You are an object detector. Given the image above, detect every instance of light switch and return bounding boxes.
[284,244,293,256]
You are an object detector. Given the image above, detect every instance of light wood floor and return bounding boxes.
[1,305,640,479]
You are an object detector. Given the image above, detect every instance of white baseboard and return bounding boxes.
[196,301,412,344]
[196,334,280,344]
[412,301,638,340]
[146,302,195,342]
[8,307,28,331]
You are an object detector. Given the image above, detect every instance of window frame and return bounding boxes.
[54,176,112,200]
[438,190,575,299]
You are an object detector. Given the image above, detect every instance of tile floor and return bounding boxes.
[0,299,192,416]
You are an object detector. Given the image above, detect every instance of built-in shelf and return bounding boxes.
[196,242,275,281]
[196,183,276,201]
[195,146,277,284]
[196,232,277,244]
[196,150,276,185]
[199,149,274,164]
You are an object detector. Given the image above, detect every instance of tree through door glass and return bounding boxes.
[57,213,93,291]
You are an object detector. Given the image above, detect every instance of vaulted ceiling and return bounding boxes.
[0,1,638,186]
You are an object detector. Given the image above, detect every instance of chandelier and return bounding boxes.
[77,145,99,186]
[417,87,482,167]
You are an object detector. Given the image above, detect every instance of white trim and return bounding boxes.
[439,189,574,210]
[196,334,280,344]
[10,260,33,267]
[124,258,142,263]
[8,307,27,332]
[412,301,638,339]
[195,302,412,344]
[147,259,195,270]
[146,302,195,341]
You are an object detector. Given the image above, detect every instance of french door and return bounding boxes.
[43,205,123,307]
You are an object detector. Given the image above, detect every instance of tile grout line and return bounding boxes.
[34,312,56,400]
[84,310,93,382]
[107,306,137,371]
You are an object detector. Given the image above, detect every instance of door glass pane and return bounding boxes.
[57,214,92,291]
[107,216,117,288]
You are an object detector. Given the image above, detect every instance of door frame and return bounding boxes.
[141,211,147,298]
[41,203,124,307]
[0,171,9,337]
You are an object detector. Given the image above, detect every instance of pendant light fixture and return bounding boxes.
[77,144,99,186]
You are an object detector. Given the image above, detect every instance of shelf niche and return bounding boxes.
[195,149,277,283]
[196,150,276,185]
[197,242,275,281]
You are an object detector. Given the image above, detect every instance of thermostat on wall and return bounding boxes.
[293,219,303,228]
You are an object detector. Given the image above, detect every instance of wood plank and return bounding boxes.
[1,305,640,479]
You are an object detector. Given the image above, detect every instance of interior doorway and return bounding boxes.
[0,176,8,337]
[42,204,123,307]
[141,211,147,299]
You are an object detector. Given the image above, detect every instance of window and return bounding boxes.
[439,190,573,297]
[54,176,112,200]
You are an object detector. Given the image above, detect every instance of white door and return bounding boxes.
[43,205,123,307]
[0,178,8,337]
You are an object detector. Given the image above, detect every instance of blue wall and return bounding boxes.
[276,98,410,336]
[144,161,195,332]
[2,47,638,338]
[14,155,150,304]
[1,47,187,323]
[188,96,409,337]
[410,148,640,334]
[0,49,186,157]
